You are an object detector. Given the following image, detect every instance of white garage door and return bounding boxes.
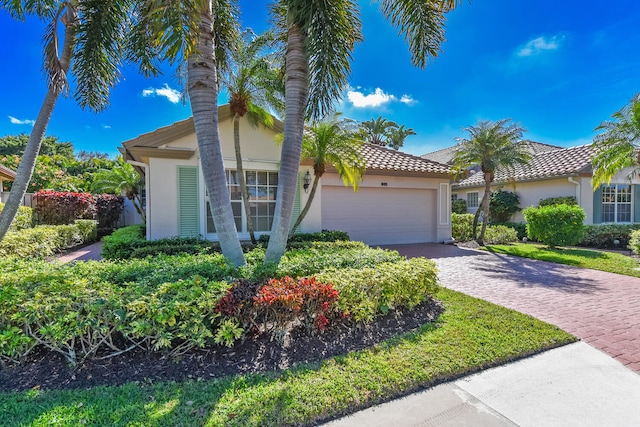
[321,186,437,245]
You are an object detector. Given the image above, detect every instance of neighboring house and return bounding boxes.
[422,141,561,166]
[0,164,16,203]
[450,143,640,225]
[119,105,454,245]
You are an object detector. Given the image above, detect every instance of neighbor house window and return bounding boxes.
[467,192,479,208]
[602,184,631,223]
[206,170,278,233]
[451,194,458,201]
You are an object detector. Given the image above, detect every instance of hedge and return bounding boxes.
[0,203,33,232]
[523,204,585,248]
[0,220,97,258]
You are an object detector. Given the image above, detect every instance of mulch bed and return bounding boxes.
[0,298,444,393]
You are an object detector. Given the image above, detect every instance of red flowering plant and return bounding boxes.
[253,276,340,340]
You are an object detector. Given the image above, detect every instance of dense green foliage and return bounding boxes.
[258,229,350,244]
[0,203,33,231]
[0,220,96,258]
[101,225,146,259]
[628,229,640,255]
[483,225,519,245]
[451,198,467,214]
[452,213,474,241]
[523,204,586,248]
[498,221,527,240]
[580,224,640,249]
[0,134,73,158]
[538,196,577,207]
[489,190,520,223]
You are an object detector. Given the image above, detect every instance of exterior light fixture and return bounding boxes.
[303,170,312,193]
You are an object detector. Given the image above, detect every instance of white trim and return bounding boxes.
[439,182,450,226]
[126,160,150,240]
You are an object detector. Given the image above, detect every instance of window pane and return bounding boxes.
[258,217,269,231]
[602,204,615,223]
[206,201,215,233]
[258,203,268,216]
[246,171,257,185]
[258,172,267,185]
[232,201,242,216]
[228,170,239,185]
[269,172,278,185]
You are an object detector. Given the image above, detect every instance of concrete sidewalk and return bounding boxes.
[324,342,640,426]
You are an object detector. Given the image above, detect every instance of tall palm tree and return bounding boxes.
[359,116,399,146]
[387,124,416,150]
[220,29,284,244]
[453,119,531,244]
[290,113,365,232]
[265,0,462,263]
[592,93,640,187]
[92,157,145,222]
[132,0,246,266]
[0,0,132,243]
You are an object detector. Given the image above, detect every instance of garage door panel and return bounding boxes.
[321,187,436,245]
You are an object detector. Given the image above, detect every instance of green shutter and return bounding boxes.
[289,173,302,233]
[593,185,603,224]
[177,166,200,237]
[634,185,640,223]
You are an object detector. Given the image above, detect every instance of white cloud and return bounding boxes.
[102,124,111,129]
[142,84,181,104]
[347,88,396,108]
[516,35,565,57]
[8,116,35,126]
[400,95,417,106]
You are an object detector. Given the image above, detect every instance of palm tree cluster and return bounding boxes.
[1,0,463,265]
[358,116,417,150]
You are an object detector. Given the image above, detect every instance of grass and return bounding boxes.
[484,243,640,278]
[0,287,575,427]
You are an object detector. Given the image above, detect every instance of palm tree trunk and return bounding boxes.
[290,173,319,233]
[233,114,256,244]
[188,9,245,266]
[477,175,492,245]
[0,11,74,243]
[265,23,309,263]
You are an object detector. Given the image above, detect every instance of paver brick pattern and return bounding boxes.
[386,243,640,373]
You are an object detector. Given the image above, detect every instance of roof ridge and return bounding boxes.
[366,143,452,167]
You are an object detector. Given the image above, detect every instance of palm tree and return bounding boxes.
[221,29,284,244]
[453,119,531,245]
[290,113,365,232]
[359,116,399,146]
[0,1,132,243]
[387,124,416,150]
[592,93,640,187]
[265,0,462,263]
[91,158,145,222]
[132,0,246,266]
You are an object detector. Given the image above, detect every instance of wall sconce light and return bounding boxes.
[303,170,312,193]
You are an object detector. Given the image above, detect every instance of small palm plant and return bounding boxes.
[92,158,145,223]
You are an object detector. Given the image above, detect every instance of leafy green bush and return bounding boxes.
[451,199,467,214]
[580,224,640,249]
[483,225,518,244]
[0,203,33,231]
[316,258,439,323]
[258,229,350,245]
[101,224,146,259]
[452,213,474,241]
[489,190,520,223]
[523,204,585,248]
[497,222,527,240]
[0,221,97,258]
[74,219,98,243]
[538,196,577,207]
[629,229,640,255]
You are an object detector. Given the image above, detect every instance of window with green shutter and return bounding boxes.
[177,166,200,237]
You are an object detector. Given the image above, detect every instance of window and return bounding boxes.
[451,194,458,201]
[602,184,631,223]
[467,192,479,208]
[206,170,278,233]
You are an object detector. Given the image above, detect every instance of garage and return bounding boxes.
[321,186,437,245]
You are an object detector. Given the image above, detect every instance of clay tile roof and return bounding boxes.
[454,144,595,188]
[0,164,16,180]
[362,143,452,175]
[422,140,561,165]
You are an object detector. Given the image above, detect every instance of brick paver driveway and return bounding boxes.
[385,243,640,373]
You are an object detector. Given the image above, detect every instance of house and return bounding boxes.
[119,105,453,245]
[0,164,16,203]
[448,143,640,225]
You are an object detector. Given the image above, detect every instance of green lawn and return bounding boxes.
[484,243,640,277]
[0,287,575,427]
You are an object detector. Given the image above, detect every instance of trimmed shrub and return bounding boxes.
[483,225,518,245]
[452,213,474,242]
[0,221,97,258]
[523,204,586,248]
[489,190,520,223]
[629,229,640,255]
[74,219,98,243]
[95,194,124,234]
[101,224,146,259]
[33,190,96,225]
[538,196,577,207]
[494,222,527,240]
[316,258,439,323]
[258,229,350,245]
[451,199,467,214]
[580,224,640,248]
[0,203,33,231]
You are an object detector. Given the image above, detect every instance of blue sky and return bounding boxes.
[1,0,639,158]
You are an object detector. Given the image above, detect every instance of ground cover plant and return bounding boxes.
[0,286,574,426]
[0,219,96,258]
[483,243,640,278]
